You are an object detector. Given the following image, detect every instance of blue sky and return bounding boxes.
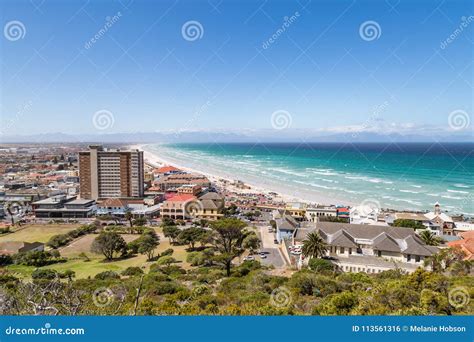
[0,0,472,136]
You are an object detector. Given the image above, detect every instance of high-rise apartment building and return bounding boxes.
[79,145,144,200]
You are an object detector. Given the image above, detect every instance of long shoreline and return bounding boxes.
[131,143,353,207]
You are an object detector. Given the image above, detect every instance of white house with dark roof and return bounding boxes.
[294,222,439,273]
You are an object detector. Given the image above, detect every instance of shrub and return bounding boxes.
[94,271,120,280]
[308,258,336,273]
[13,250,65,267]
[160,248,174,257]
[122,267,144,276]
[32,269,58,280]
[0,254,13,266]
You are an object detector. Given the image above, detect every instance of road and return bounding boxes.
[257,225,286,268]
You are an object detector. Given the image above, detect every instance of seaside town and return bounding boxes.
[0,143,472,315]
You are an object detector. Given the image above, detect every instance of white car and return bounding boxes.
[259,252,267,259]
[243,256,255,261]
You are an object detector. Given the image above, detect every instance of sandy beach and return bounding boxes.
[131,143,353,207]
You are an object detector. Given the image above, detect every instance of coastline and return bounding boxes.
[131,143,352,207]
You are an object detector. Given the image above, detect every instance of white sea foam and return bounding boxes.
[447,189,469,194]
[399,189,420,194]
[453,183,470,188]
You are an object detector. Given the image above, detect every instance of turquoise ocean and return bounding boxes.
[146,143,474,216]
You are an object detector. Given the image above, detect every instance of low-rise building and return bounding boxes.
[305,206,337,222]
[32,195,96,218]
[447,231,474,260]
[154,173,211,191]
[350,205,379,225]
[0,241,44,255]
[160,192,224,221]
[294,222,439,273]
[285,202,307,220]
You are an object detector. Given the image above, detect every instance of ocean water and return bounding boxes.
[147,143,474,215]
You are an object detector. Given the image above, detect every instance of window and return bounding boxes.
[349,248,352,255]
[415,255,420,262]
[340,247,345,254]
[407,254,411,262]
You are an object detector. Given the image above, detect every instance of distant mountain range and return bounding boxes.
[0,130,472,144]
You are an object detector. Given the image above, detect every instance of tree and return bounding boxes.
[393,219,425,230]
[162,225,180,244]
[419,230,444,246]
[209,218,247,276]
[137,231,160,261]
[91,232,126,260]
[156,256,178,269]
[242,233,261,254]
[133,217,147,227]
[302,232,328,259]
[125,211,134,227]
[178,227,205,250]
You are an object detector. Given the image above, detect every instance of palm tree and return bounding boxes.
[419,230,443,246]
[302,231,328,259]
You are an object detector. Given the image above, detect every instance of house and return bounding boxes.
[336,207,350,220]
[349,204,379,225]
[160,192,224,221]
[197,192,224,220]
[0,241,44,255]
[96,198,131,217]
[285,202,307,220]
[305,205,337,222]
[177,184,202,196]
[294,222,439,273]
[160,194,197,220]
[447,231,474,260]
[424,202,454,235]
[454,221,474,234]
[273,210,299,242]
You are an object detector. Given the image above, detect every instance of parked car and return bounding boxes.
[274,239,279,244]
[243,255,255,261]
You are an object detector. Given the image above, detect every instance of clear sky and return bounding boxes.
[0,0,472,136]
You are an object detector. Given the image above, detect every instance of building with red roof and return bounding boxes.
[447,231,474,260]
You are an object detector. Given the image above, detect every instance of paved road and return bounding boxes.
[257,225,286,268]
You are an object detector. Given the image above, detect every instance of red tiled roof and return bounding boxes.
[155,166,180,173]
[448,231,474,260]
[166,194,196,202]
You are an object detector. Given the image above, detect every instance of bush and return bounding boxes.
[160,248,174,257]
[0,227,10,234]
[122,267,144,276]
[32,269,58,280]
[186,251,205,266]
[13,250,65,267]
[94,271,120,280]
[47,224,97,248]
[308,258,336,273]
[150,281,179,295]
[0,254,13,266]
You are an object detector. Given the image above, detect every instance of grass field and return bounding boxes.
[4,226,192,279]
[0,224,80,243]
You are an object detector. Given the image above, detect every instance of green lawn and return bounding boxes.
[0,224,80,243]
[5,226,193,279]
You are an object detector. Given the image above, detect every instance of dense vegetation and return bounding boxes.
[1,261,472,315]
